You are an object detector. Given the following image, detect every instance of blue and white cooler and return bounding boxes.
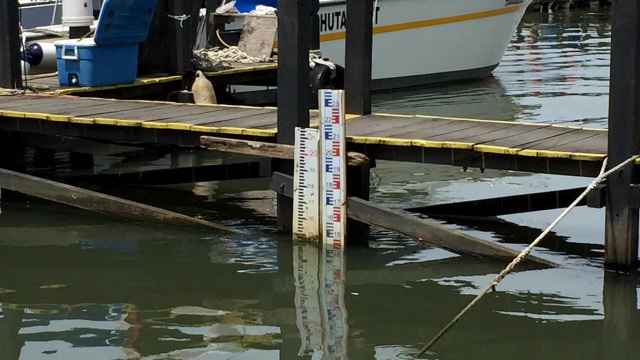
[54,0,157,87]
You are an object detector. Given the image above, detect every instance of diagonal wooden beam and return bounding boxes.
[405,187,587,216]
[0,167,245,234]
[270,171,556,268]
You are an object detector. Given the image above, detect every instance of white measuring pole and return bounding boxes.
[319,89,349,356]
[293,127,321,242]
[319,89,347,245]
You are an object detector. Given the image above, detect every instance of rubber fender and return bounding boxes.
[310,63,345,108]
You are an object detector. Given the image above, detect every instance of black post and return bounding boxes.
[0,0,23,89]
[69,26,91,39]
[311,0,320,50]
[347,160,371,245]
[0,131,27,202]
[605,0,640,273]
[167,0,198,76]
[206,0,224,47]
[345,0,373,115]
[275,0,311,232]
[0,132,26,172]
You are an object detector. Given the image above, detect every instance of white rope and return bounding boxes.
[194,46,267,64]
[414,154,639,358]
[168,13,191,28]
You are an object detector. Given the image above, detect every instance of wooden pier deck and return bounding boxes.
[23,62,278,99]
[0,94,609,177]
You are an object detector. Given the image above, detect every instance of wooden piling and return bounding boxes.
[0,0,22,89]
[345,0,373,115]
[206,0,224,47]
[311,0,320,50]
[0,132,26,173]
[605,0,640,273]
[167,0,199,76]
[347,161,371,245]
[275,0,312,232]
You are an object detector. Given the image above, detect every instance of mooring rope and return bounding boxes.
[167,13,191,28]
[414,154,639,358]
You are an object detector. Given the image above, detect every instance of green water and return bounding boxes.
[2,6,639,360]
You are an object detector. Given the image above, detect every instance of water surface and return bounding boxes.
[2,6,640,360]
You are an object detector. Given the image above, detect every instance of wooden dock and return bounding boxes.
[23,63,278,100]
[0,94,609,177]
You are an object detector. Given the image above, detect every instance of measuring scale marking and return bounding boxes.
[319,89,347,246]
[293,127,321,241]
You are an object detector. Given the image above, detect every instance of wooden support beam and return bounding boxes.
[271,171,556,267]
[405,187,587,217]
[605,0,640,272]
[0,167,244,234]
[200,135,369,166]
[22,133,144,157]
[68,161,264,185]
[345,0,373,115]
[0,0,22,89]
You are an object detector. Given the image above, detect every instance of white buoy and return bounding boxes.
[62,0,94,28]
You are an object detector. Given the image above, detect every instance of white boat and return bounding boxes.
[18,0,532,91]
[317,0,532,90]
[18,0,63,29]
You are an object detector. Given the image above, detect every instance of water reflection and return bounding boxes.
[0,209,639,359]
[500,9,611,126]
[292,243,348,359]
[372,8,612,128]
[3,6,640,360]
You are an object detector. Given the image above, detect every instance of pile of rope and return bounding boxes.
[192,46,268,71]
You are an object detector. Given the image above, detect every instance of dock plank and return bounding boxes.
[67,102,162,117]
[204,111,278,128]
[346,115,429,136]
[162,107,266,125]
[190,108,277,126]
[520,129,607,154]
[399,121,518,142]
[94,104,220,122]
[0,94,611,177]
[473,126,580,149]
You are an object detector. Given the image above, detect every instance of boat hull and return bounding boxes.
[19,0,532,91]
[318,0,531,89]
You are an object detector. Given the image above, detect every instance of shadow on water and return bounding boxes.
[426,214,605,262]
[0,194,639,359]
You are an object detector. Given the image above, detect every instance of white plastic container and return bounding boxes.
[62,0,94,28]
